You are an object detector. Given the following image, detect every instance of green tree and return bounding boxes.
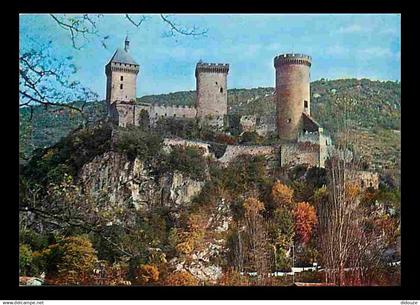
[19,243,33,276]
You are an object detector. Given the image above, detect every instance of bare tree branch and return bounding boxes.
[19,45,98,123]
[125,14,148,28]
[160,14,208,37]
[49,14,102,50]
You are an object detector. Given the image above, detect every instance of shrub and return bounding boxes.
[166,145,207,181]
[22,124,112,185]
[163,271,198,286]
[43,236,98,285]
[208,143,227,159]
[239,131,262,145]
[218,268,249,286]
[114,126,163,161]
[19,243,33,276]
[133,264,160,285]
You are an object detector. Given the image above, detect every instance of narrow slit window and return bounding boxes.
[120,84,123,90]
[220,87,223,93]
[120,76,124,81]
[304,100,308,108]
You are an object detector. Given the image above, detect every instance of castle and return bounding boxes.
[104,37,377,184]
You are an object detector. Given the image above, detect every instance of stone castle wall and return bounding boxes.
[141,104,197,125]
[280,142,321,168]
[353,170,380,190]
[113,102,136,127]
[218,145,277,164]
[239,115,257,132]
[163,138,212,157]
[163,138,277,165]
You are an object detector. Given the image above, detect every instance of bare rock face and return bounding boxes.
[78,151,204,211]
[169,198,233,284]
[167,171,206,208]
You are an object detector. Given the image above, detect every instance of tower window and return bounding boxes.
[304,100,308,108]
[120,76,124,81]
[220,87,223,93]
[120,84,123,90]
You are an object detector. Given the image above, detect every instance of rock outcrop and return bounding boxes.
[78,151,204,211]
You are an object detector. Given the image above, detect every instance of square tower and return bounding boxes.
[105,38,140,126]
[195,62,229,128]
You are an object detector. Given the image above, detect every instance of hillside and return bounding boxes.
[19,79,400,176]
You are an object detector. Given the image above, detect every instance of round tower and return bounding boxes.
[195,62,229,128]
[274,53,311,142]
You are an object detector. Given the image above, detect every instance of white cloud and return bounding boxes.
[380,27,399,36]
[337,24,366,34]
[325,44,349,56]
[358,47,394,58]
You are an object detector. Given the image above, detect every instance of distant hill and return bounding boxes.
[19,78,400,177]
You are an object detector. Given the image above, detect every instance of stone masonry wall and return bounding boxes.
[148,104,197,125]
[218,145,277,164]
[163,138,277,165]
[239,115,257,133]
[280,142,321,168]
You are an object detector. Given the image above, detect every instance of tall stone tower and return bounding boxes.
[105,37,140,126]
[195,62,229,128]
[274,53,311,142]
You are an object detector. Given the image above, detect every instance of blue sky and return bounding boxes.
[19,14,400,99]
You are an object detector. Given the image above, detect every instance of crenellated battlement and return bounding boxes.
[150,103,195,110]
[106,62,139,75]
[195,62,229,76]
[274,53,312,67]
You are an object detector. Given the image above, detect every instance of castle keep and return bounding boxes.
[105,37,140,127]
[104,39,359,173]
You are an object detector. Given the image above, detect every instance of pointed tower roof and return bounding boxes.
[108,48,138,65]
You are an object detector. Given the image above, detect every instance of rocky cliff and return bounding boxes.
[77,150,235,283]
[78,151,205,212]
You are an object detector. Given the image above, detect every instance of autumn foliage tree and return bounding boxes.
[163,271,198,286]
[242,197,270,283]
[43,236,98,285]
[133,264,160,285]
[271,181,294,208]
[293,202,318,244]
